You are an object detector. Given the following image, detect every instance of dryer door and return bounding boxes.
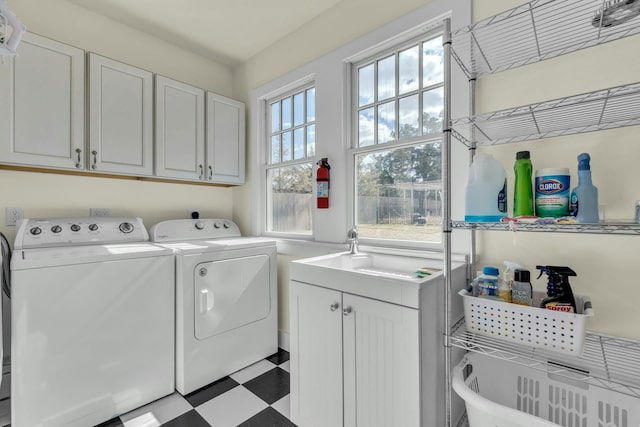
[194,254,271,340]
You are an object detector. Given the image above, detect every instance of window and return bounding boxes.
[353,34,443,244]
[266,85,316,235]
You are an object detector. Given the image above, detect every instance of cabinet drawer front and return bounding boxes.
[0,33,84,169]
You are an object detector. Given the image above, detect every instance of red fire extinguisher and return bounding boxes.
[316,158,330,209]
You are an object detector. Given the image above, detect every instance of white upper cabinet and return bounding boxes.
[206,92,245,184]
[0,33,85,170]
[88,53,154,176]
[155,75,205,181]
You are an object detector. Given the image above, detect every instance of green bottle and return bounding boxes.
[513,151,534,217]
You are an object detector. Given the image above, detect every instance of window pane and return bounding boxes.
[358,64,374,107]
[377,56,395,101]
[355,143,441,243]
[268,164,313,234]
[294,92,305,127]
[399,95,419,139]
[358,107,374,147]
[422,37,443,87]
[423,87,444,134]
[282,131,292,161]
[271,102,280,132]
[294,127,305,159]
[377,101,395,144]
[282,97,292,129]
[306,125,316,157]
[271,135,280,163]
[399,46,419,95]
[306,88,316,122]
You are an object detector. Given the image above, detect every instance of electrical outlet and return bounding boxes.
[90,208,111,217]
[187,209,200,219]
[6,207,24,226]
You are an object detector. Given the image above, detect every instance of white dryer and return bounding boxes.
[11,217,175,427]
[150,219,277,395]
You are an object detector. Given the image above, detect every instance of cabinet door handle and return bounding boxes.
[208,165,213,181]
[199,164,204,180]
[75,148,82,168]
[330,302,339,312]
[343,306,352,316]
[91,150,98,170]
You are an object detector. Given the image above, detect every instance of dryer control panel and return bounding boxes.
[150,219,242,243]
[14,217,149,249]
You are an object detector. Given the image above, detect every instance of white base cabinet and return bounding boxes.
[289,257,466,427]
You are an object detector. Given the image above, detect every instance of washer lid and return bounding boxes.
[11,243,173,270]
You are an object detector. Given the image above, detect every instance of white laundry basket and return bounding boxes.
[452,352,640,427]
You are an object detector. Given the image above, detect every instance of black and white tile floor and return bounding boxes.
[0,349,296,427]
[97,348,296,427]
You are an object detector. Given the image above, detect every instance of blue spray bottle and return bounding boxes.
[569,153,599,223]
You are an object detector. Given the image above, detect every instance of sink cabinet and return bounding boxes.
[290,281,419,427]
[289,253,467,427]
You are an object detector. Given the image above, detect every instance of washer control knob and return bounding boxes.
[30,226,42,235]
[213,222,221,229]
[88,224,99,231]
[119,222,134,233]
[70,224,81,232]
[51,225,62,234]
[223,222,230,229]
[195,221,205,230]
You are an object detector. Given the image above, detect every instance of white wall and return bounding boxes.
[0,0,236,244]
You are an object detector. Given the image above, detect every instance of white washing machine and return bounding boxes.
[11,217,175,427]
[150,219,277,395]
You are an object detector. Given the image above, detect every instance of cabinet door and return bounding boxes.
[206,92,245,184]
[155,76,205,180]
[343,294,420,427]
[290,281,343,427]
[0,33,84,170]
[88,53,153,175]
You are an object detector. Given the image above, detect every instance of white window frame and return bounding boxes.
[262,80,316,239]
[348,28,445,250]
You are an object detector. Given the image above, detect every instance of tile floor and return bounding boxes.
[1,349,296,427]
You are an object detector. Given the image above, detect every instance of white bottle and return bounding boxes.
[465,153,507,222]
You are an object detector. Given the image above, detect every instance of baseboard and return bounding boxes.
[278,329,290,352]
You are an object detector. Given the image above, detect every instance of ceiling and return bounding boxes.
[66,0,344,67]
[68,0,343,66]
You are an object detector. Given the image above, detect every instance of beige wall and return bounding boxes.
[1,0,235,240]
[234,0,640,341]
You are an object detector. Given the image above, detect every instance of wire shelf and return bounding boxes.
[450,82,640,146]
[451,220,640,234]
[449,319,640,398]
[451,0,640,78]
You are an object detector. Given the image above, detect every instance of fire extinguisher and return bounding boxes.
[316,158,330,209]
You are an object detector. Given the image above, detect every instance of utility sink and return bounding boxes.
[291,251,466,309]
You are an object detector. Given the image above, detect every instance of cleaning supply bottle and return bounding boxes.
[465,153,507,222]
[471,266,500,298]
[569,153,599,223]
[513,151,534,217]
[511,269,533,306]
[536,265,578,313]
[502,261,523,303]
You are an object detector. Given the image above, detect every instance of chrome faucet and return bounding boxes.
[347,226,359,254]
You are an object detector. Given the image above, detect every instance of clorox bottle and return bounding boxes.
[465,153,507,222]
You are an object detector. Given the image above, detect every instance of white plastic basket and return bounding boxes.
[460,289,594,355]
[453,352,640,427]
